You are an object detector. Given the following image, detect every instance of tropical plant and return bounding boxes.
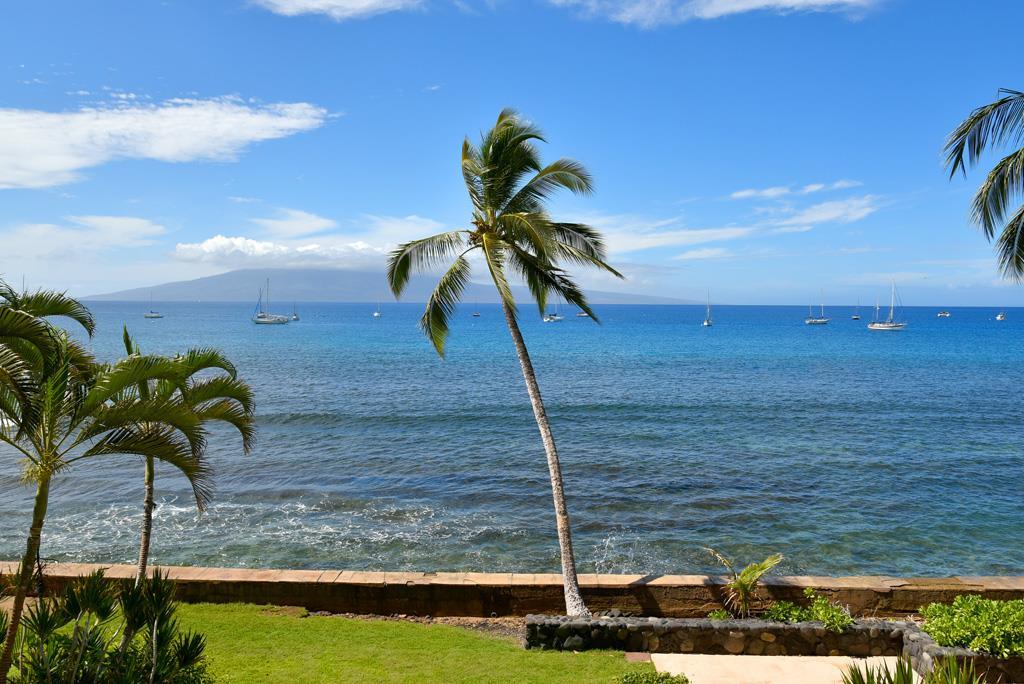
[944,88,1024,278]
[922,595,1024,658]
[9,569,214,683]
[842,656,982,684]
[762,588,853,633]
[121,327,256,583]
[704,548,783,619]
[387,108,622,616]
[0,298,214,683]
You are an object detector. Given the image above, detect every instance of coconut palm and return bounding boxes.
[0,328,212,683]
[944,88,1024,278]
[122,328,256,583]
[387,109,622,616]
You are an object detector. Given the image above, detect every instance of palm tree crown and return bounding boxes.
[944,88,1024,278]
[388,108,622,353]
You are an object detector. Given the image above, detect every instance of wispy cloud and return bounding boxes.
[250,208,337,238]
[673,247,733,260]
[549,0,874,28]
[570,212,755,253]
[730,179,862,200]
[0,216,166,260]
[775,195,878,227]
[252,0,423,20]
[0,97,327,189]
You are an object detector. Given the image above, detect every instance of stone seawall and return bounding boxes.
[2,562,1022,618]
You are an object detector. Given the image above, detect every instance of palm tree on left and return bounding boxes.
[0,282,212,684]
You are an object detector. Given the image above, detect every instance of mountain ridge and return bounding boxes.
[86,268,695,305]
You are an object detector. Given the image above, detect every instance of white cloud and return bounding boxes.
[673,247,733,260]
[731,186,790,200]
[253,0,422,20]
[549,0,873,27]
[228,196,261,203]
[0,97,327,189]
[251,208,337,238]
[572,212,755,253]
[0,215,166,260]
[776,195,878,226]
[841,271,930,286]
[731,179,863,200]
[172,214,446,269]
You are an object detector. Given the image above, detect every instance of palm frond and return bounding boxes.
[174,347,238,379]
[945,88,1024,178]
[79,426,214,510]
[481,233,517,316]
[969,146,1024,240]
[386,231,469,297]
[6,287,96,337]
[994,203,1024,280]
[504,158,594,214]
[505,244,598,321]
[420,251,474,357]
[193,399,257,453]
[184,376,256,415]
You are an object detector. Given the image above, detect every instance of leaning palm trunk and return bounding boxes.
[502,302,589,616]
[135,456,156,585]
[0,475,51,684]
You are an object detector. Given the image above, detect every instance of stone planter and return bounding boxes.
[525,615,1024,683]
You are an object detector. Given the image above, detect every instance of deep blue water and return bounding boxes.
[2,302,1022,577]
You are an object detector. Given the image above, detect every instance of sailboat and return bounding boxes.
[291,302,300,321]
[252,279,289,325]
[851,300,861,321]
[805,292,829,325]
[144,292,163,319]
[996,311,1007,321]
[937,310,951,318]
[867,282,906,331]
[373,303,382,318]
[702,292,713,327]
[543,300,564,322]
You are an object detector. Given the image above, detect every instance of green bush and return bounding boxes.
[706,609,731,620]
[761,588,853,633]
[921,595,1024,658]
[10,569,214,684]
[620,670,690,684]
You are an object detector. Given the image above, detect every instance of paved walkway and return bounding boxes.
[651,654,918,684]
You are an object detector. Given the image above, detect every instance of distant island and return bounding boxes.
[86,268,696,305]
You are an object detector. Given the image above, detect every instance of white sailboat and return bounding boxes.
[543,300,564,322]
[291,302,300,321]
[805,292,829,325]
[996,311,1007,321]
[252,279,289,325]
[867,282,906,331]
[373,302,382,318]
[143,292,163,319]
[852,300,861,321]
[702,292,713,327]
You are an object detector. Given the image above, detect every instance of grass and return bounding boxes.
[178,603,649,683]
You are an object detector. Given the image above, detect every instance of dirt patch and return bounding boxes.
[314,611,526,640]
[259,605,310,618]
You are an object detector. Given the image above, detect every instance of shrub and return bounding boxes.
[921,595,1024,658]
[10,569,214,684]
[621,670,691,684]
[842,656,982,684]
[762,588,853,633]
[706,609,731,621]
[704,547,783,618]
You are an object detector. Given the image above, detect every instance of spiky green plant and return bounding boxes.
[10,570,213,683]
[122,328,256,584]
[704,547,783,619]
[842,656,982,684]
[944,88,1024,279]
[387,109,622,616]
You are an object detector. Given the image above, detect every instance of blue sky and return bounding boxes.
[1,0,1022,305]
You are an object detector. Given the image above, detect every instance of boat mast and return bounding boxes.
[889,282,896,323]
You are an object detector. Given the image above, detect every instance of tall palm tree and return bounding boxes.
[0,323,213,683]
[122,328,256,584]
[387,109,622,616]
[944,88,1024,278]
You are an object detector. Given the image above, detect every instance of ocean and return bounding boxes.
[1,301,1022,577]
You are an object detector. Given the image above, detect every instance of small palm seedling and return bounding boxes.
[704,547,783,619]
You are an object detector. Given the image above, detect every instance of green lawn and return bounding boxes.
[179,604,648,683]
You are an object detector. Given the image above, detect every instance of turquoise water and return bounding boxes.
[1,302,1022,577]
